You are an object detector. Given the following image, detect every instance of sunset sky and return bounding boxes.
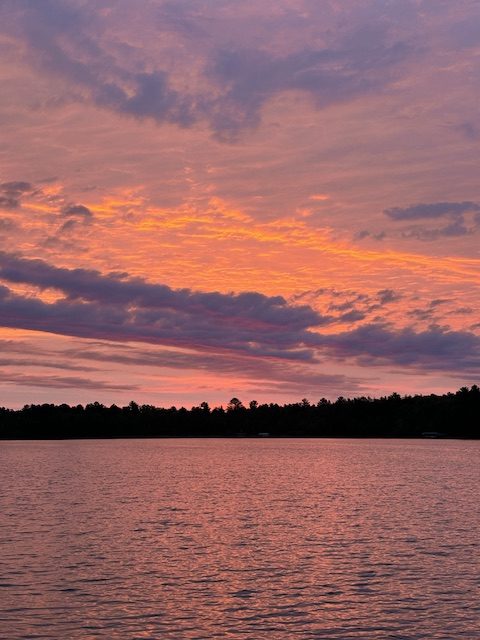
[0,0,479,408]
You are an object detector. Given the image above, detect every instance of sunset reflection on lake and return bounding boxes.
[1,439,479,639]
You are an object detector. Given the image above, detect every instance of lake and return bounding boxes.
[1,438,479,639]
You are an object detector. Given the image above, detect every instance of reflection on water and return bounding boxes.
[1,438,480,639]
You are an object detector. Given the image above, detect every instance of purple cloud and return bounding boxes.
[208,35,411,137]
[0,252,330,359]
[384,201,480,241]
[1,0,414,139]
[0,253,477,377]
[61,204,93,218]
[384,201,480,221]
[0,370,136,391]
[316,323,480,375]
[0,181,33,210]
[377,289,401,305]
[402,220,471,241]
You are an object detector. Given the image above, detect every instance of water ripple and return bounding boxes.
[1,438,480,639]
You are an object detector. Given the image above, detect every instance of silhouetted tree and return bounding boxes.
[227,397,244,411]
[1,386,479,440]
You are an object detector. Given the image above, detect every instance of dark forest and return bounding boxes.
[1,386,479,439]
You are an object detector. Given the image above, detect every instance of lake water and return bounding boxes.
[1,438,480,639]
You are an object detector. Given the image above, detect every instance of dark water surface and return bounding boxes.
[1,438,479,639]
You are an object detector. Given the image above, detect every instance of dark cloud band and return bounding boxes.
[0,252,328,359]
[0,253,478,376]
[384,201,480,221]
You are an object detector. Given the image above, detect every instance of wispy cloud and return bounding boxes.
[0,370,136,391]
[384,201,480,221]
[383,201,480,241]
[1,0,415,139]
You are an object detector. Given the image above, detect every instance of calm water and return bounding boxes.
[1,439,480,639]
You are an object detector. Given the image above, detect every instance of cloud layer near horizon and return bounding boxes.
[0,253,478,384]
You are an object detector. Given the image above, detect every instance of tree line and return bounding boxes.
[0,385,479,439]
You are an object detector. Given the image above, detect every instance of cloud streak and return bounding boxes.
[384,201,480,221]
[0,253,478,378]
[0,252,329,359]
[383,201,480,241]
[0,370,136,391]
[317,323,480,375]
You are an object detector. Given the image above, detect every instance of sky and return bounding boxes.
[0,0,479,408]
